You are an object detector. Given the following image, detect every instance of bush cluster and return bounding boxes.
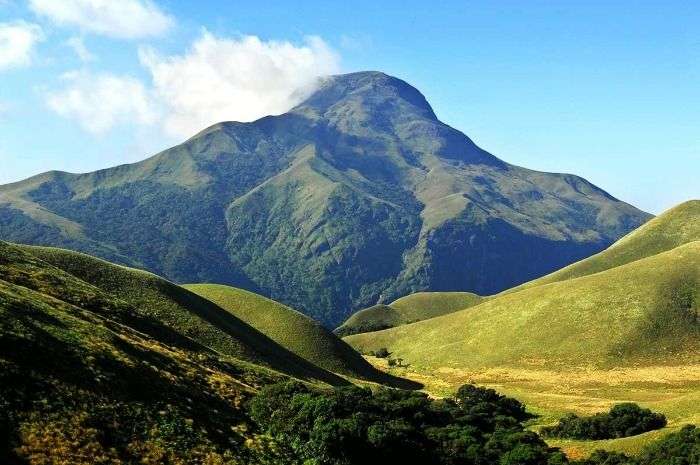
[248,381,565,465]
[542,403,667,440]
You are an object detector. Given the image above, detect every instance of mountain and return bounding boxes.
[344,201,700,369]
[0,71,651,326]
[184,283,411,385]
[335,291,482,336]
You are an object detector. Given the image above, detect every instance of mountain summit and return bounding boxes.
[0,71,650,325]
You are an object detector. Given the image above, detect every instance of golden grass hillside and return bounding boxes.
[184,284,413,386]
[335,292,482,336]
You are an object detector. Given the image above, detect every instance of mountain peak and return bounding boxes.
[292,71,438,121]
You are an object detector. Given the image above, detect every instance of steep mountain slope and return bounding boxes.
[335,292,482,336]
[184,283,409,385]
[345,241,700,369]
[507,200,700,293]
[16,244,345,385]
[0,71,650,325]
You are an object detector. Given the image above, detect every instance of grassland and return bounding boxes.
[184,283,412,385]
[365,356,700,459]
[335,291,482,336]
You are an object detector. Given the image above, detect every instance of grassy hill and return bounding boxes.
[183,284,410,385]
[19,244,346,386]
[508,200,700,293]
[344,202,700,456]
[346,241,699,368]
[335,292,482,336]
[0,240,315,463]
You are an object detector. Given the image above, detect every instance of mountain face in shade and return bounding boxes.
[0,71,650,326]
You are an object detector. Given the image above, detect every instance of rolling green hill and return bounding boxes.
[0,71,650,326]
[346,240,700,369]
[18,244,345,385]
[183,283,407,384]
[0,240,329,463]
[335,292,482,336]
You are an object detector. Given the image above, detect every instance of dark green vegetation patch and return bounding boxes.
[249,381,565,465]
[572,425,700,465]
[542,404,667,440]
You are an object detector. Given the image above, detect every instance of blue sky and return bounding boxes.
[0,1,697,213]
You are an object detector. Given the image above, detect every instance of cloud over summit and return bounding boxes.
[140,32,340,137]
[45,31,340,138]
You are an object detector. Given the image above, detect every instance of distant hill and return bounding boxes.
[0,71,650,326]
[345,201,700,369]
[335,292,482,336]
[184,283,410,385]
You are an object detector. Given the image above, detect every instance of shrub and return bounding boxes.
[374,347,390,358]
[571,425,700,465]
[542,403,666,440]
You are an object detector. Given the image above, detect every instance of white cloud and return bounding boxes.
[45,32,340,139]
[29,0,173,39]
[66,36,94,62]
[46,71,159,134]
[139,32,340,138]
[0,21,43,70]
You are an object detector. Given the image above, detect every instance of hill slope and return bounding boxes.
[18,244,346,385]
[336,292,482,336]
[184,283,406,384]
[0,71,650,325]
[345,241,700,369]
[0,240,332,463]
[508,200,700,293]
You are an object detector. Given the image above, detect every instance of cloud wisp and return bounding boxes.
[0,21,43,70]
[66,36,95,62]
[29,0,174,39]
